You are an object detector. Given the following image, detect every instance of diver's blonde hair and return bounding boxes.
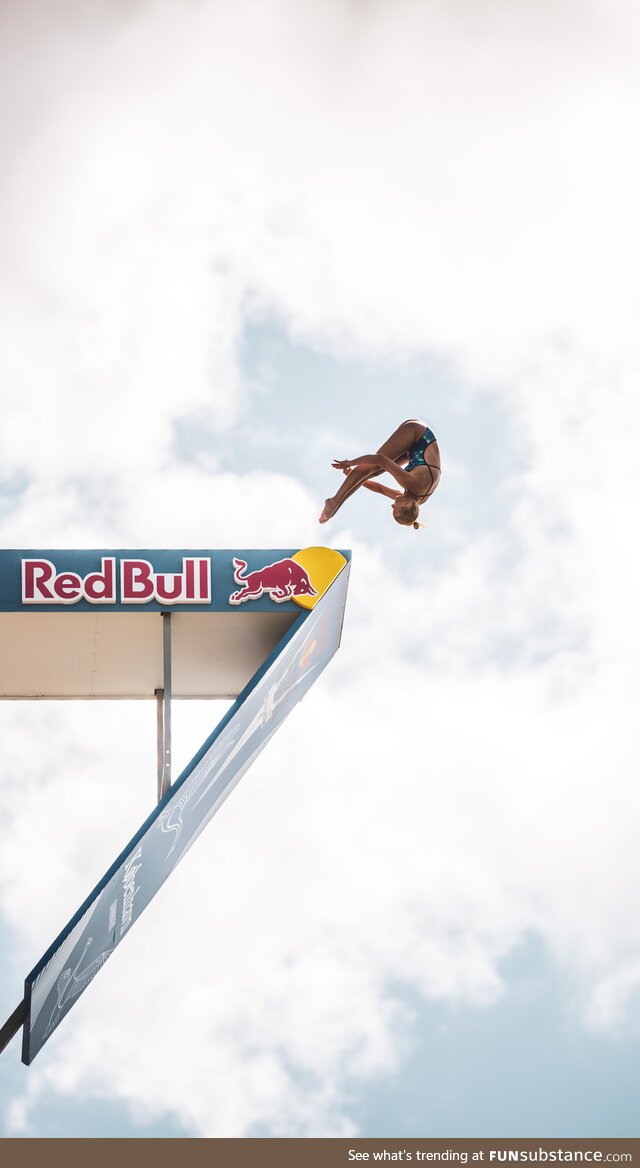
[393,499,424,530]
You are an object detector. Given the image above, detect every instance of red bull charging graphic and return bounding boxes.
[229,556,318,605]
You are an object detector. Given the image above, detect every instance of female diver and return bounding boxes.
[319,418,441,529]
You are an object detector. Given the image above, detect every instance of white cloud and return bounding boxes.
[4,621,638,1134]
[1,0,639,1138]
[0,464,322,548]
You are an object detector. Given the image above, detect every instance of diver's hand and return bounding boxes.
[332,455,380,471]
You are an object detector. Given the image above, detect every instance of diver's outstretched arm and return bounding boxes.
[333,454,425,495]
[362,480,401,500]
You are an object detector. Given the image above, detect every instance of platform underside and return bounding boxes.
[0,611,300,699]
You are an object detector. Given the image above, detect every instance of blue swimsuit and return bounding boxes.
[405,427,439,497]
[406,427,437,471]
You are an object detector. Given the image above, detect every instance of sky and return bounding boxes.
[1,0,640,1139]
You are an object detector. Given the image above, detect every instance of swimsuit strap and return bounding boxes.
[416,462,441,501]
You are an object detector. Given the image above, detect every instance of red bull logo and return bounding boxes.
[228,557,318,605]
[21,557,212,605]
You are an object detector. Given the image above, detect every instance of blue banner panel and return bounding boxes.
[0,549,344,613]
[22,562,350,1063]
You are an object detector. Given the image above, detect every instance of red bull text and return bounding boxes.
[21,557,212,605]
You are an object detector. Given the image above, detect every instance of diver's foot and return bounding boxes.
[319,498,337,524]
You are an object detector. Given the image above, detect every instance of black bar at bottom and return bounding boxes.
[0,999,25,1056]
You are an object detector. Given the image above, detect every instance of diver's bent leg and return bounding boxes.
[320,467,374,522]
[375,419,422,462]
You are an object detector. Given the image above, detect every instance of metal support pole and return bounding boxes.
[0,1000,25,1056]
[156,612,172,802]
[163,611,172,793]
[156,687,165,802]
